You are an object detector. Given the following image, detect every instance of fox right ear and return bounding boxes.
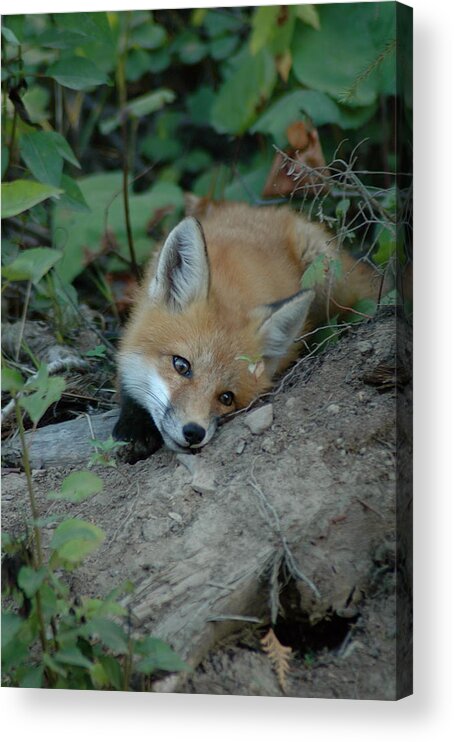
[148,217,210,311]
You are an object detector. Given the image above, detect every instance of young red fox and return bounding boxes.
[113,199,378,460]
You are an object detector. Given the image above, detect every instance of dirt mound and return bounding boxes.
[1,310,412,699]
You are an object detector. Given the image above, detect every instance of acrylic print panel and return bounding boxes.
[1,2,412,700]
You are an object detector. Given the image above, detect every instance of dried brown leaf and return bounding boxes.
[260,627,292,692]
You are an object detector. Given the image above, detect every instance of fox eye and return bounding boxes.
[173,355,192,377]
[219,391,234,407]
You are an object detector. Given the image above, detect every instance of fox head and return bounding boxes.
[119,217,314,452]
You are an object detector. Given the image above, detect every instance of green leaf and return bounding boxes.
[296,5,320,30]
[50,518,105,564]
[2,247,62,284]
[97,656,123,689]
[49,471,104,503]
[43,652,67,677]
[130,23,167,50]
[250,6,280,55]
[301,255,342,289]
[53,173,184,283]
[55,12,113,46]
[20,132,64,187]
[2,26,20,45]
[84,617,128,653]
[252,90,377,145]
[20,365,65,425]
[17,665,44,688]
[209,35,238,61]
[46,132,81,169]
[58,175,90,213]
[1,367,24,393]
[135,637,189,674]
[85,344,107,358]
[1,180,63,218]
[54,645,94,669]
[46,56,109,90]
[292,3,396,106]
[100,89,175,135]
[336,199,351,219]
[211,48,276,135]
[17,566,47,597]
[1,612,23,649]
[38,28,92,49]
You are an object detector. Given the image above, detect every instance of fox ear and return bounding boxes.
[149,217,210,311]
[258,290,315,369]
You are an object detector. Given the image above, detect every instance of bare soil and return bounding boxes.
[1,310,411,699]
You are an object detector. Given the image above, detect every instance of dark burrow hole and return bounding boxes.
[272,576,359,657]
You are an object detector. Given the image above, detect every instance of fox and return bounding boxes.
[113,198,379,461]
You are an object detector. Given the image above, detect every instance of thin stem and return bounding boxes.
[14,399,44,568]
[117,13,139,280]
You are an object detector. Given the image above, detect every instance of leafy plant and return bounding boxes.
[1,363,188,689]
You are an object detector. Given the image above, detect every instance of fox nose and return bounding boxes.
[183,423,206,446]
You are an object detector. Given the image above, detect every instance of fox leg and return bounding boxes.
[113,389,163,463]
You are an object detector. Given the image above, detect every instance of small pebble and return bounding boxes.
[327,403,340,414]
[244,404,274,435]
[357,341,374,354]
[236,440,246,455]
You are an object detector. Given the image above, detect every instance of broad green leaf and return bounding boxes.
[95,656,123,690]
[173,32,207,64]
[1,180,63,218]
[50,518,105,563]
[54,646,94,669]
[135,637,189,674]
[58,175,90,213]
[100,89,175,134]
[55,12,112,45]
[46,57,109,90]
[2,247,62,284]
[53,173,184,283]
[252,90,377,145]
[211,48,277,135]
[38,28,91,49]
[292,3,396,105]
[17,665,44,688]
[43,652,67,677]
[39,583,59,622]
[209,35,238,61]
[1,612,23,649]
[84,617,128,653]
[345,297,377,323]
[90,660,110,688]
[20,365,65,424]
[2,26,20,45]
[46,132,81,169]
[129,23,167,50]
[1,367,24,393]
[20,132,64,186]
[296,5,320,30]
[17,566,47,597]
[49,471,104,503]
[250,6,280,55]
[301,255,342,289]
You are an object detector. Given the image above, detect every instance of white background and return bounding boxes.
[1,0,453,739]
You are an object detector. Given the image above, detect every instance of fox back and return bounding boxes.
[116,200,377,454]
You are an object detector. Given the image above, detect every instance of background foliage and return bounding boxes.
[1,3,411,689]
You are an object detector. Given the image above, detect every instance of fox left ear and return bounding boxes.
[149,217,210,311]
[258,289,315,369]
